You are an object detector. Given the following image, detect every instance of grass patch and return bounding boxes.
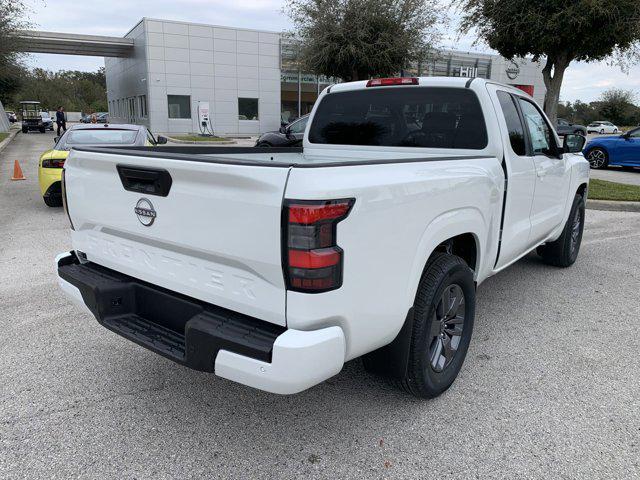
[589,179,640,202]
[0,132,8,143]
[170,134,227,142]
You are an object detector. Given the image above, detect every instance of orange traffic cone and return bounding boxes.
[11,160,26,181]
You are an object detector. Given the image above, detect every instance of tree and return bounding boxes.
[0,0,29,105]
[596,88,639,127]
[9,68,107,113]
[285,0,443,81]
[455,0,640,124]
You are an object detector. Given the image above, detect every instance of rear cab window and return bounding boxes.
[308,87,488,149]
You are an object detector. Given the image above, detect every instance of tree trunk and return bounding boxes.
[542,55,569,126]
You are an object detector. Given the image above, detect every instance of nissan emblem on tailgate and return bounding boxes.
[135,198,156,226]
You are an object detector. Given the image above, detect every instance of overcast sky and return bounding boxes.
[22,0,640,103]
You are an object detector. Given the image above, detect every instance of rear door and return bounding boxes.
[487,86,537,268]
[618,128,640,164]
[64,149,290,326]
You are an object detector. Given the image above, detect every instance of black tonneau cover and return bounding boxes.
[71,145,486,168]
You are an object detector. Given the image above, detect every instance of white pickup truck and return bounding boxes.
[56,77,589,398]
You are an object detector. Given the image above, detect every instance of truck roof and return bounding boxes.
[326,76,530,99]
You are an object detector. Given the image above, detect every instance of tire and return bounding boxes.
[398,253,476,398]
[39,127,46,133]
[586,147,609,169]
[613,129,618,134]
[256,142,272,147]
[537,194,585,268]
[599,129,605,134]
[43,195,63,207]
[21,127,28,133]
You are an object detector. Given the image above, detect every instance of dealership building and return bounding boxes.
[103,18,547,136]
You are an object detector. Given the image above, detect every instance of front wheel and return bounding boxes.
[613,129,618,134]
[537,194,585,267]
[599,129,605,134]
[399,253,475,398]
[586,147,609,169]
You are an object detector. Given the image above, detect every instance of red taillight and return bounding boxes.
[284,199,354,293]
[366,77,418,87]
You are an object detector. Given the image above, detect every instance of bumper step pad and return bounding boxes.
[58,252,285,371]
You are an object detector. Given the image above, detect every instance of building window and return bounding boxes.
[139,95,147,118]
[168,95,191,119]
[238,98,259,120]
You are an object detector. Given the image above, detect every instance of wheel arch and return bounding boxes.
[406,209,485,308]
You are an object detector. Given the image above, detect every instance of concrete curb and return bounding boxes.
[0,128,20,156]
[587,199,640,213]
[166,136,236,145]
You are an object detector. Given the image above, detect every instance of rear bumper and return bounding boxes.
[55,251,345,394]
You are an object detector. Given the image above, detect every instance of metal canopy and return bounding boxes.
[15,30,134,58]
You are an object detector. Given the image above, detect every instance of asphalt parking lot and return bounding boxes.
[1,131,639,479]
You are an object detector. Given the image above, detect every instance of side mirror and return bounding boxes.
[156,135,168,145]
[563,133,586,154]
[279,126,287,134]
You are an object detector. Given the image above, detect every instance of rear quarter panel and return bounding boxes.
[285,158,503,360]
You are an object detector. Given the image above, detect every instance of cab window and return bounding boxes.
[518,99,556,156]
[308,87,488,149]
[288,116,308,134]
[497,91,526,156]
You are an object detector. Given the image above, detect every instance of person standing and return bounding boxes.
[56,106,67,136]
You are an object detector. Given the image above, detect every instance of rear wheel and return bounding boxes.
[43,195,63,207]
[256,142,272,147]
[599,129,605,134]
[398,253,475,398]
[586,147,608,169]
[537,194,585,267]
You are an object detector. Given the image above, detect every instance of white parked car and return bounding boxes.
[55,77,589,398]
[587,121,618,134]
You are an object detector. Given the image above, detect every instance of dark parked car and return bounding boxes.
[255,114,309,147]
[556,118,587,136]
[81,112,109,123]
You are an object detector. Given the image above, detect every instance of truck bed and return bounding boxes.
[72,145,487,168]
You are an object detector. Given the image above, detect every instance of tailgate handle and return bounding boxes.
[117,165,172,197]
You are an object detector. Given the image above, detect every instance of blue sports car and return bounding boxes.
[584,127,640,169]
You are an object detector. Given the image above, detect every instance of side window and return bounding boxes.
[288,116,308,134]
[497,91,526,156]
[518,99,556,156]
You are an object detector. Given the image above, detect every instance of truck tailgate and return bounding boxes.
[63,149,289,326]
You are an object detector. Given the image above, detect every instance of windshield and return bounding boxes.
[308,87,488,149]
[62,129,138,146]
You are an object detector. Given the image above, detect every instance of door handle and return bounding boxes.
[117,165,173,197]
